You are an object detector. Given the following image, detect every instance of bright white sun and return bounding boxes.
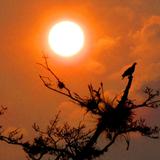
[48,21,85,57]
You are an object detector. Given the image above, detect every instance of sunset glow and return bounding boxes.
[48,21,85,57]
[1,1,160,160]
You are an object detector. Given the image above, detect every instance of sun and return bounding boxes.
[48,21,85,57]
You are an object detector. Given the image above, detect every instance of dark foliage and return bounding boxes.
[0,59,160,160]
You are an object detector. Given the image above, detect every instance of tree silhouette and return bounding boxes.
[0,58,160,160]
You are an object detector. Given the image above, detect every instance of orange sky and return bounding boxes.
[0,0,160,159]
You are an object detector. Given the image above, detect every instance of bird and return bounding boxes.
[122,62,137,79]
[57,81,65,89]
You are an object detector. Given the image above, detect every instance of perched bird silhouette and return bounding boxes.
[122,62,137,79]
[58,81,65,89]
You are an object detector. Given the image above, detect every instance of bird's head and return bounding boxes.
[133,62,137,66]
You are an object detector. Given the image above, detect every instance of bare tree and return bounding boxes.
[0,59,159,160]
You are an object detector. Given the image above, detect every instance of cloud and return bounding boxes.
[106,15,160,91]
[85,60,106,75]
[57,101,94,129]
[133,16,160,49]
[57,101,85,124]
[130,16,160,89]
[95,36,120,52]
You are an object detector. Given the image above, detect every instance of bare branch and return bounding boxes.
[132,87,160,109]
